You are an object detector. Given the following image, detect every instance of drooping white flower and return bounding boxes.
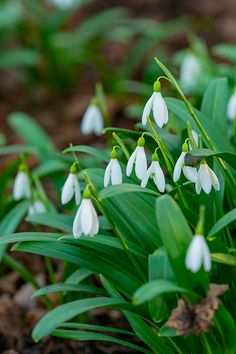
[195,162,220,195]
[73,189,99,239]
[179,54,202,94]
[141,152,165,193]
[227,89,236,121]
[104,150,122,187]
[61,165,81,205]
[126,137,147,180]
[81,102,104,136]
[28,200,47,215]
[173,142,198,183]
[142,80,168,128]
[13,170,31,201]
[185,234,211,273]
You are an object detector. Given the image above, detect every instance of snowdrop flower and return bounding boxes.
[141,151,165,193]
[173,141,198,183]
[195,162,220,195]
[28,200,47,215]
[104,149,122,187]
[73,188,99,238]
[81,100,104,136]
[13,166,31,201]
[142,80,168,128]
[227,89,236,121]
[126,136,147,180]
[61,164,81,205]
[185,234,211,273]
[180,54,202,94]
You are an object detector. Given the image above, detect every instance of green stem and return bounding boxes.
[200,333,212,354]
[112,132,130,160]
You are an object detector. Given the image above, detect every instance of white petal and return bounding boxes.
[141,163,154,188]
[74,177,81,205]
[153,92,168,128]
[199,164,212,194]
[183,166,198,183]
[185,235,204,273]
[227,92,236,121]
[89,204,99,236]
[13,172,31,200]
[195,177,201,195]
[135,147,147,180]
[81,199,93,235]
[202,240,211,272]
[72,205,83,238]
[173,152,186,182]
[111,159,122,185]
[141,93,154,126]
[153,161,165,193]
[208,167,220,191]
[61,173,75,205]
[93,107,104,136]
[126,147,138,177]
[104,160,112,187]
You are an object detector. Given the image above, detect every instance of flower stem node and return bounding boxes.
[73,197,99,238]
[137,136,145,147]
[70,163,78,174]
[182,141,189,152]
[83,187,91,199]
[110,149,117,159]
[153,80,161,92]
[185,234,211,273]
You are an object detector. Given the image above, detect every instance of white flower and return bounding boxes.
[227,89,236,121]
[13,171,31,200]
[61,173,81,205]
[142,81,168,128]
[195,163,220,194]
[180,54,202,94]
[185,234,211,273]
[104,158,122,187]
[173,150,198,183]
[126,137,147,180]
[141,160,165,193]
[73,197,99,238]
[28,200,47,215]
[81,104,104,136]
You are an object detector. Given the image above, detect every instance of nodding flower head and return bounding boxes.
[195,162,220,195]
[61,164,81,205]
[13,165,31,201]
[141,152,165,193]
[185,234,211,273]
[72,188,99,239]
[173,142,198,183]
[126,137,147,180]
[104,150,122,187]
[81,100,104,136]
[142,80,168,128]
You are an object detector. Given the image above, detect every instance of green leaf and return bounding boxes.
[0,49,40,69]
[201,78,228,134]
[32,297,133,341]
[0,145,37,156]
[32,283,105,297]
[99,183,159,199]
[212,44,236,63]
[208,209,236,237]
[7,112,55,154]
[133,279,191,305]
[52,329,151,354]
[63,145,110,162]
[156,195,208,294]
[215,305,236,354]
[26,213,73,233]
[33,160,67,177]
[189,149,236,170]
[211,253,236,266]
